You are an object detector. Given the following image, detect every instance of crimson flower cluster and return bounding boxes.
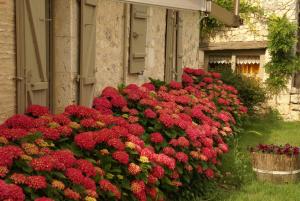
[250,144,300,156]
[0,68,247,201]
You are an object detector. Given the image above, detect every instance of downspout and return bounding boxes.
[122,4,130,84]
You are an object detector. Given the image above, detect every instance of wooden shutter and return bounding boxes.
[16,0,49,113]
[79,0,97,107]
[176,12,183,82]
[129,5,148,74]
[165,10,177,83]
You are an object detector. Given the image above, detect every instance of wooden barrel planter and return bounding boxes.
[251,152,300,183]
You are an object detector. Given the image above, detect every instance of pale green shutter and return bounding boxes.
[16,0,49,113]
[176,12,183,82]
[165,10,176,83]
[165,10,183,83]
[129,5,148,74]
[79,0,97,107]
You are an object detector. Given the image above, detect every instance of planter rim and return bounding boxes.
[251,152,300,158]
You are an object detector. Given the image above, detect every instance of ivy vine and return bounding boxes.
[265,15,300,95]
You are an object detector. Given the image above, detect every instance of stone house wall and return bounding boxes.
[0,0,16,121]
[201,0,300,121]
[0,0,201,121]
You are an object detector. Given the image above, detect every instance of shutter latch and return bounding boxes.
[39,18,52,22]
[12,76,24,81]
[76,75,81,82]
[133,32,139,39]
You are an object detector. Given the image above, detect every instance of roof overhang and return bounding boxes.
[114,0,208,11]
[115,0,242,27]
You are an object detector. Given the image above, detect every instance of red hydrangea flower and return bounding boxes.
[112,151,129,164]
[51,150,76,169]
[80,118,97,128]
[99,179,121,199]
[169,81,182,89]
[111,95,127,108]
[93,97,112,110]
[74,132,97,151]
[205,168,214,179]
[131,180,145,194]
[30,156,56,172]
[64,188,81,200]
[0,180,25,201]
[3,114,34,129]
[163,147,176,156]
[150,132,164,144]
[177,136,190,147]
[65,168,85,185]
[141,83,155,91]
[107,138,125,150]
[52,114,71,125]
[128,163,141,175]
[218,143,229,153]
[26,105,49,117]
[127,123,145,136]
[143,108,157,119]
[175,152,189,163]
[76,159,96,177]
[159,114,174,128]
[0,145,23,167]
[151,165,165,179]
[38,127,61,140]
[82,177,96,191]
[26,176,47,190]
[35,197,55,201]
[182,74,193,84]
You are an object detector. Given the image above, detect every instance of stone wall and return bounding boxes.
[181,10,202,68]
[53,0,79,113]
[207,0,298,44]
[0,0,16,122]
[94,0,124,93]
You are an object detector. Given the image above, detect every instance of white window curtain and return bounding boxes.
[208,55,231,64]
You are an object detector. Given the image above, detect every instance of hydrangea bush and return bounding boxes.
[0,68,246,201]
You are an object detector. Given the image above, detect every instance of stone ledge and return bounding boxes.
[199,41,268,51]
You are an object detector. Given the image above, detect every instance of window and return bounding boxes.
[236,56,260,77]
[208,55,232,71]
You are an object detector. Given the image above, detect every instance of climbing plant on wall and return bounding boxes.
[265,15,300,96]
[200,0,263,41]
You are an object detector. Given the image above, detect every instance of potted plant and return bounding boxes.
[250,144,300,183]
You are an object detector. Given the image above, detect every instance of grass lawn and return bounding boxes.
[205,112,300,201]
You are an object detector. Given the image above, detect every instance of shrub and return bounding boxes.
[0,68,247,201]
[209,66,267,114]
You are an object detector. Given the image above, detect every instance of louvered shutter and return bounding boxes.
[165,10,176,83]
[79,0,97,107]
[129,5,148,74]
[176,12,183,82]
[16,0,49,113]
